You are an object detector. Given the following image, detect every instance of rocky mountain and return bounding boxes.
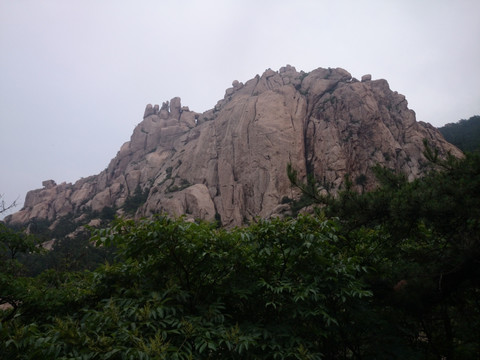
[5,65,462,230]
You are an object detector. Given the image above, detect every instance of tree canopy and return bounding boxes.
[1,149,479,359]
[439,115,480,153]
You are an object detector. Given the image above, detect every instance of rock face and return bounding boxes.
[5,65,462,229]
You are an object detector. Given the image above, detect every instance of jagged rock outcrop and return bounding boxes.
[5,65,462,229]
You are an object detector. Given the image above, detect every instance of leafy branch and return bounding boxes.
[286,163,332,206]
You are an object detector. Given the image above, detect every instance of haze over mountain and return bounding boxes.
[5,66,462,231]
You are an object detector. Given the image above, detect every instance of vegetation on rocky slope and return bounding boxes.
[439,115,480,153]
[1,147,479,359]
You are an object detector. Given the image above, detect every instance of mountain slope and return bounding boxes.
[439,115,480,153]
[5,66,462,229]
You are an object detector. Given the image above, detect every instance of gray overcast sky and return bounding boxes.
[1,0,479,216]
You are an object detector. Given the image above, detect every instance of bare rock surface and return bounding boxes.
[5,66,462,230]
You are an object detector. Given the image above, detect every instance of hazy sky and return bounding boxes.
[1,0,479,216]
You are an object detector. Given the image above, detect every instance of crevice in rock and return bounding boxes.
[250,75,261,96]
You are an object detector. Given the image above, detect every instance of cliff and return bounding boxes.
[5,65,462,229]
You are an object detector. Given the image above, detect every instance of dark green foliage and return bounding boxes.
[289,192,315,215]
[166,178,191,193]
[123,184,149,214]
[23,217,52,241]
[23,214,78,241]
[18,233,115,276]
[288,146,480,358]
[1,215,374,359]
[287,164,331,206]
[100,205,117,221]
[0,224,88,322]
[0,223,39,263]
[439,115,480,153]
[1,144,479,358]
[214,212,222,227]
[52,213,77,238]
[280,196,292,204]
